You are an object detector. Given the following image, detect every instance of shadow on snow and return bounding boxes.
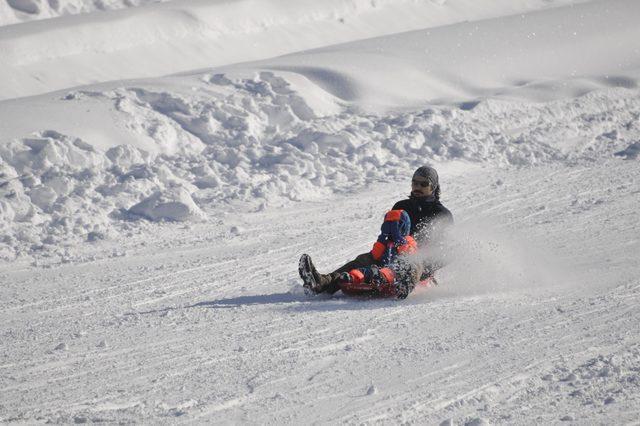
[125,291,405,317]
[191,292,400,312]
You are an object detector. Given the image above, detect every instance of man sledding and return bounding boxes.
[299,165,453,299]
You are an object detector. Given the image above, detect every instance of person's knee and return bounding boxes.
[355,253,374,263]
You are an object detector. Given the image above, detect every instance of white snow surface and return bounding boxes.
[1,0,640,423]
[0,0,593,100]
[0,0,169,26]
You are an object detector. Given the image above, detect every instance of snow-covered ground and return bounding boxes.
[2,160,639,423]
[1,0,640,423]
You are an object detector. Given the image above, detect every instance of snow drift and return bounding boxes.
[1,0,590,100]
[1,0,639,261]
[2,81,638,259]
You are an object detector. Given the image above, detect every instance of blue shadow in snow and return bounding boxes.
[191,292,302,308]
[192,291,400,312]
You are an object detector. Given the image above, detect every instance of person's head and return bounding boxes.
[411,165,440,199]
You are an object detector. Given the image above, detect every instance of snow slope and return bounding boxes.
[1,0,640,423]
[1,0,590,100]
[244,0,640,109]
[1,159,639,424]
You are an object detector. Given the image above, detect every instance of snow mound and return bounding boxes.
[0,130,106,226]
[128,187,204,222]
[2,67,639,259]
[0,129,194,258]
[0,0,168,26]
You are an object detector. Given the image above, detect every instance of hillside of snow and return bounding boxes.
[0,0,592,100]
[1,0,640,423]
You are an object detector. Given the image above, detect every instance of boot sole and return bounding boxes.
[298,254,318,295]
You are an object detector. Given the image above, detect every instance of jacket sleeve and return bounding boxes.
[440,207,454,224]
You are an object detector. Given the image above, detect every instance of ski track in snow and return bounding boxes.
[1,159,639,424]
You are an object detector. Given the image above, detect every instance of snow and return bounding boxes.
[2,82,638,258]
[0,0,593,100]
[1,0,640,423]
[2,161,639,423]
[0,0,168,26]
[127,186,205,222]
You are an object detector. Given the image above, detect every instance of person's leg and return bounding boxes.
[314,252,376,294]
[316,252,378,294]
[300,252,377,295]
[304,253,378,294]
[340,259,421,299]
[332,252,377,274]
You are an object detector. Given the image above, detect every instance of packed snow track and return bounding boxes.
[2,159,639,423]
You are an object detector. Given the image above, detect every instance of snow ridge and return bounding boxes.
[2,68,639,259]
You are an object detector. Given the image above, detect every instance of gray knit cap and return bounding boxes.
[413,166,439,186]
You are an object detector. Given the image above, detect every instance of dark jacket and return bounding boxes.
[392,196,453,244]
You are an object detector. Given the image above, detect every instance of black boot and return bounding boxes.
[323,272,347,295]
[299,254,340,295]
